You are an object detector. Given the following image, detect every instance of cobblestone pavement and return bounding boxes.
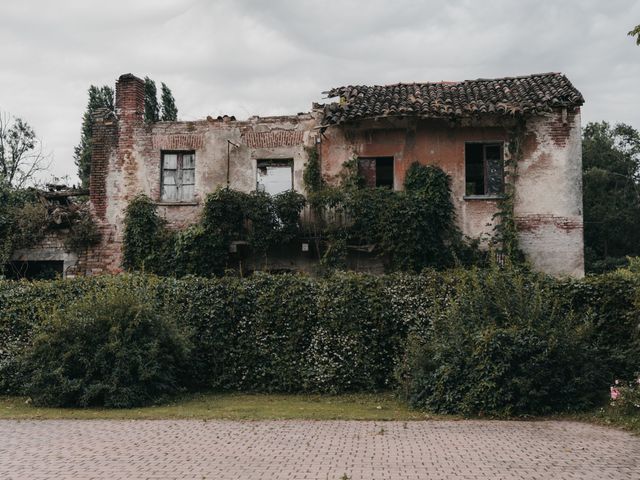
[1,420,639,479]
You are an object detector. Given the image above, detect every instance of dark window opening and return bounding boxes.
[161,151,195,202]
[358,157,394,188]
[3,261,64,280]
[465,143,504,196]
[256,159,294,195]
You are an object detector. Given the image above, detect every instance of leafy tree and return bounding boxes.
[160,82,178,121]
[0,112,50,188]
[582,121,640,271]
[73,86,114,187]
[144,77,160,123]
[629,24,640,45]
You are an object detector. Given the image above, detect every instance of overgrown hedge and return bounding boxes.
[0,271,447,398]
[1,267,638,413]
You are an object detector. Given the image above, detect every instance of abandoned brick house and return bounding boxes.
[10,72,585,278]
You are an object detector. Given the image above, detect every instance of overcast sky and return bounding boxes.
[1,0,639,183]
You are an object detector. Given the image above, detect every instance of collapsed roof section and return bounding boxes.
[321,73,584,126]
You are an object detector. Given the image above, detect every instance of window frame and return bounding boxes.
[160,150,196,203]
[463,141,505,199]
[357,156,395,189]
[256,158,294,195]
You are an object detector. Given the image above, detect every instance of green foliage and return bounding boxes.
[143,77,160,123]
[123,158,470,276]
[582,122,640,272]
[74,85,114,188]
[18,276,191,408]
[0,187,48,272]
[307,161,468,271]
[144,79,178,123]
[629,24,640,45]
[400,262,606,416]
[160,82,178,121]
[492,122,525,262]
[302,147,324,193]
[610,377,640,416]
[122,194,171,272]
[123,189,306,276]
[1,272,433,396]
[0,186,99,277]
[554,270,640,381]
[339,156,365,190]
[0,277,104,393]
[65,207,102,251]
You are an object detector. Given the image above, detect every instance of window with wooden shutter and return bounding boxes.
[161,151,195,202]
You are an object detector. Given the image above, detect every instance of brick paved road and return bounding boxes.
[1,420,639,479]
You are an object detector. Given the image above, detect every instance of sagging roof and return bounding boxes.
[321,72,584,125]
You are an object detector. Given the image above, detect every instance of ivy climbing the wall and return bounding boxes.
[492,120,527,263]
[305,156,481,272]
[123,188,307,276]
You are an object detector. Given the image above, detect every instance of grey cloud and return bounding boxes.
[0,0,638,182]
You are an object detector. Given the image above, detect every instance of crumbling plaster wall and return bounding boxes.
[124,115,317,230]
[514,109,584,277]
[319,111,584,277]
[319,116,511,240]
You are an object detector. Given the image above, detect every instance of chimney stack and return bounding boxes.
[116,73,145,123]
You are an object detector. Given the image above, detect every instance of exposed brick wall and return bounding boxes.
[548,108,579,147]
[515,214,583,233]
[243,130,304,148]
[89,109,117,219]
[152,134,205,150]
[82,75,146,275]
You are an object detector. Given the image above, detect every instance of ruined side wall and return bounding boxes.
[10,231,79,277]
[85,74,318,274]
[515,110,584,277]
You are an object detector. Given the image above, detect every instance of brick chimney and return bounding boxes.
[89,108,117,219]
[116,73,145,122]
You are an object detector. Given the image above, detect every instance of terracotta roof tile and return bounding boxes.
[322,73,583,125]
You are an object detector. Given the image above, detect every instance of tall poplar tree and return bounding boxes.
[144,77,160,123]
[160,83,178,121]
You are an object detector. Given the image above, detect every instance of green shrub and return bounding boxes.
[166,272,412,393]
[399,263,605,416]
[19,277,191,408]
[2,267,639,411]
[555,270,640,381]
[309,163,467,272]
[123,189,307,277]
[0,278,100,394]
[122,194,171,273]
